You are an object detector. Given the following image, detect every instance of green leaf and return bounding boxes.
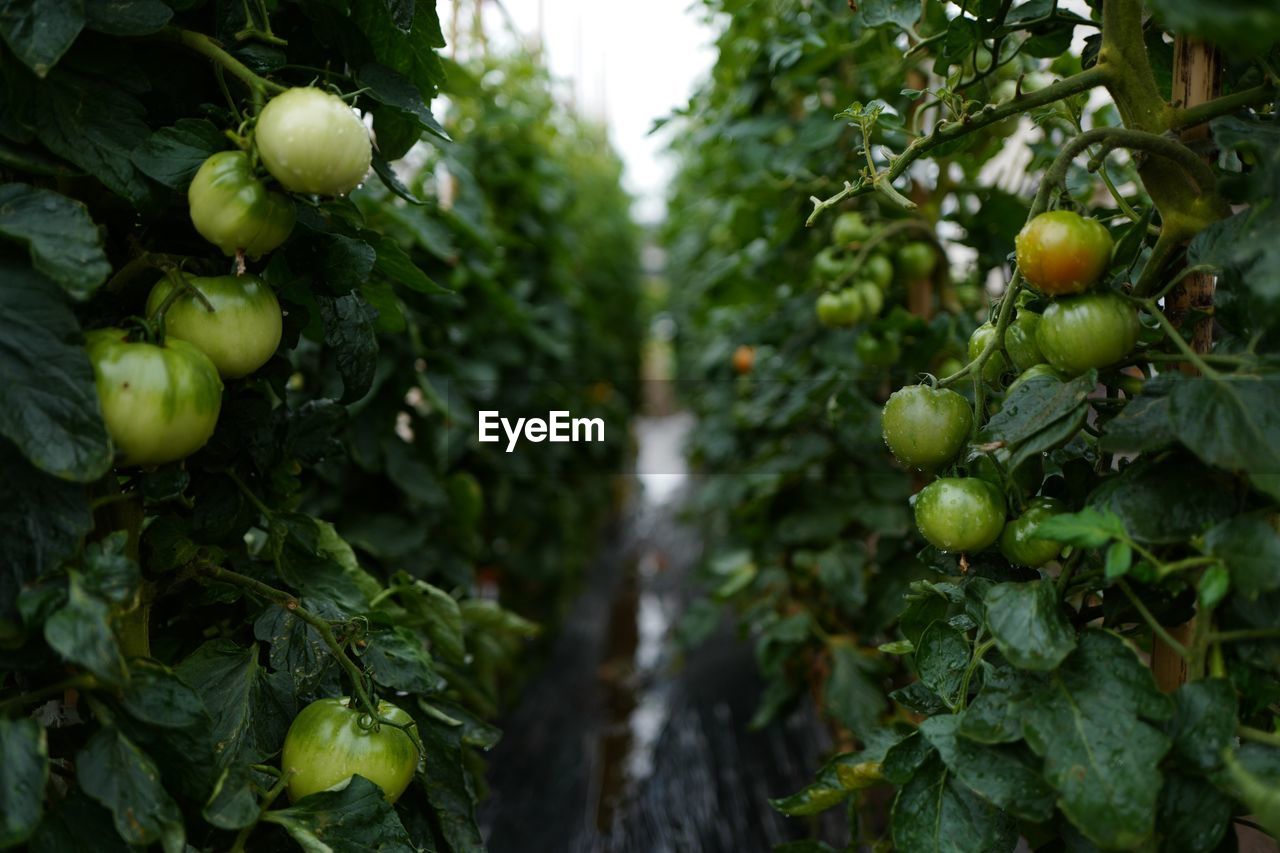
[0,184,109,297]
[1168,376,1280,502]
[771,748,887,817]
[980,371,1093,470]
[1198,564,1230,608]
[262,775,414,851]
[413,714,483,853]
[82,0,171,35]
[984,581,1077,671]
[1166,678,1237,772]
[43,571,126,685]
[1100,372,1179,454]
[1149,0,1280,57]
[130,118,225,189]
[318,291,379,403]
[914,621,969,706]
[890,754,1017,853]
[28,790,128,853]
[175,639,297,769]
[1019,631,1172,849]
[824,641,884,738]
[918,714,1054,822]
[1033,506,1126,549]
[77,727,185,852]
[1104,540,1132,579]
[372,231,447,294]
[882,731,934,785]
[0,440,91,630]
[397,577,466,665]
[0,0,85,77]
[1156,773,1233,853]
[1204,512,1280,596]
[357,62,448,141]
[1088,454,1235,545]
[363,625,446,695]
[1221,748,1280,838]
[80,531,140,605]
[35,69,151,203]
[0,717,48,848]
[0,259,111,480]
[960,664,1036,744]
[253,598,340,697]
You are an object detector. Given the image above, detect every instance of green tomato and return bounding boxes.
[1037,291,1140,376]
[85,328,223,466]
[913,477,1006,553]
[1006,363,1068,397]
[188,151,295,258]
[832,211,872,245]
[855,333,900,369]
[854,280,884,318]
[896,241,937,280]
[1005,310,1045,372]
[812,246,852,281]
[836,287,865,326]
[282,697,419,803]
[146,275,282,379]
[448,471,484,527]
[882,385,973,470]
[937,356,965,378]
[968,322,1008,384]
[863,254,894,289]
[1015,210,1114,296]
[1000,497,1068,567]
[816,291,844,327]
[256,88,373,196]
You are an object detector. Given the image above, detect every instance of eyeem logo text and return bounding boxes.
[478,410,605,453]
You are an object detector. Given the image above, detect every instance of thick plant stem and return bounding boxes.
[159,28,286,97]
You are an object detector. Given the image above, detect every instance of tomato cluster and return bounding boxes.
[881,210,1141,559]
[86,87,373,468]
[812,212,936,330]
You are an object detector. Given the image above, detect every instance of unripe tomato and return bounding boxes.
[896,241,937,280]
[882,385,973,470]
[255,88,373,196]
[854,280,883,317]
[1037,292,1140,376]
[1005,310,1045,372]
[855,333,900,369]
[1000,496,1068,567]
[1015,210,1114,296]
[816,292,844,327]
[188,151,295,258]
[732,344,755,375]
[968,322,1008,383]
[863,254,894,289]
[1005,363,1068,397]
[913,477,1006,553]
[836,287,865,326]
[812,247,852,281]
[832,211,872,245]
[447,471,484,527]
[85,329,223,466]
[282,697,419,803]
[937,356,965,379]
[146,275,282,379]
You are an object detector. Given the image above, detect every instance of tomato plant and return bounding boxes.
[0,3,640,851]
[666,0,1280,850]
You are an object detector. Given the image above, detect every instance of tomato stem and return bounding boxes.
[159,28,287,98]
[1116,579,1189,659]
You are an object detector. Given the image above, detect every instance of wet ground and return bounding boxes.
[480,414,846,852]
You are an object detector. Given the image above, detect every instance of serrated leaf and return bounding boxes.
[77,727,185,852]
[890,754,1017,853]
[0,184,109,298]
[984,581,1076,671]
[919,714,1054,822]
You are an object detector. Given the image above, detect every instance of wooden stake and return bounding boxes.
[1152,36,1219,693]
